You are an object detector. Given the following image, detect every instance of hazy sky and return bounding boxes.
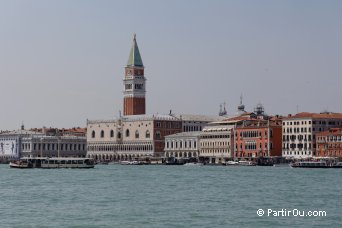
[1,0,341,130]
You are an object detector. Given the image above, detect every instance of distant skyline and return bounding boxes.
[1,0,341,130]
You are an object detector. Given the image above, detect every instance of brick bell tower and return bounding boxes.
[123,34,146,116]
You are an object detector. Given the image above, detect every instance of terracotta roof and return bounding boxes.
[316,128,342,136]
[63,127,87,133]
[285,112,342,119]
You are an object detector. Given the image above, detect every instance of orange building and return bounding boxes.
[234,117,282,158]
[316,128,342,158]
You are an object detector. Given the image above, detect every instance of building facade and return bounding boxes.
[282,112,342,159]
[316,128,342,158]
[164,131,201,160]
[20,135,86,158]
[199,123,235,164]
[234,117,282,158]
[0,127,86,162]
[87,114,182,161]
[180,114,223,132]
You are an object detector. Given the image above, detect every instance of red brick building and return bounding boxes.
[234,117,282,158]
[316,128,342,158]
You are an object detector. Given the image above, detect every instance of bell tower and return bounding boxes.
[123,34,146,116]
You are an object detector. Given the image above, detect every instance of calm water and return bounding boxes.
[0,164,341,228]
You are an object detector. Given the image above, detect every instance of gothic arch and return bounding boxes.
[146,130,150,138]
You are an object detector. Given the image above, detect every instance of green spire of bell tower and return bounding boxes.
[127,33,144,67]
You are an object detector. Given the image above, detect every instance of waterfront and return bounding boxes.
[0,165,341,227]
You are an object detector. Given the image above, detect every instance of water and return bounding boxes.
[0,164,341,228]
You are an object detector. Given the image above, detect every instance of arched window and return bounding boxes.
[101,130,104,138]
[146,130,150,138]
[92,130,95,138]
[135,130,139,139]
[110,130,114,138]
[126,129,130,137]
[156,131,161,139]
[117,132,121,139]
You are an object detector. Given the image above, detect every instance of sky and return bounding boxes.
[1,0,341,130]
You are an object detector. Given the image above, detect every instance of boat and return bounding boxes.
[164,157,186,165]
[290,161,328,168]
[9,160,32,168]
[120,160,141,165]
[9,157,95,169]
[183,162,203,166]
[290,161,342,168]
[226,161,239,165]
[237,160,256,166]
[332,162,342,168]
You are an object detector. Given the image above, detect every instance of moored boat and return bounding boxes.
[9,160,32,168]
[183,162,203,166]
[226,161,239,165]
[120,160,142,165]
[332,162,342,168]
[237,160,256,166]
[9,157,95,169]
[290,161,342,168]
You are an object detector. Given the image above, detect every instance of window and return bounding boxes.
[100,130,104,138]
[117,132,121,139]
[135,84,143,89]
[146,130,150,138]
[110,130,114,138]
[156,131,161,139]
[126,129,130,137]
[135,130,139,139]
[91,130,95,138]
